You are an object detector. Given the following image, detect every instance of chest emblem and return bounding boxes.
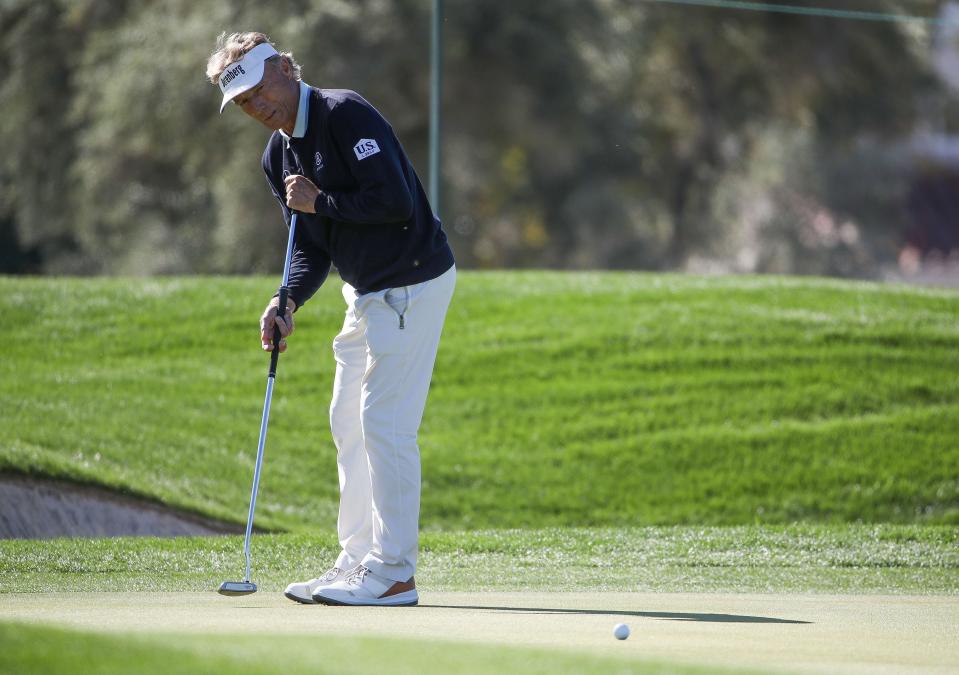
[314,151,324,172]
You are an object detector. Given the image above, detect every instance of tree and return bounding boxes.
[0,0,945,277]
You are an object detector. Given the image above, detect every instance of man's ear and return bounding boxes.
[280,56,295,80]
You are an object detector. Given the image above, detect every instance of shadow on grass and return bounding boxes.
[424,604,811,624]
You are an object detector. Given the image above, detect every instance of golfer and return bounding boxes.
[206,32,455,607]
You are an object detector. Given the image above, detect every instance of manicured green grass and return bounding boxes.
[2,525,956,594]
[1,273,957,530]
[1,622,750,675]
[1,526,955,675]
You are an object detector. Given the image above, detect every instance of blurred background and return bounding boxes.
[3,0,959,285]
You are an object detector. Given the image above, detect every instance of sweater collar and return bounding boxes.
[280,81,311,145]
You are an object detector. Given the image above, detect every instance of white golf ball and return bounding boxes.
[613,622,630,640]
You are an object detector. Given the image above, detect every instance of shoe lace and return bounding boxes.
[320,567,342,583]
[345,565,370,585]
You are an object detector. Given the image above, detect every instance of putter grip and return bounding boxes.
[269,286,288,378]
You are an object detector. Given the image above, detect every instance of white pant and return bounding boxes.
[330,265,455,582]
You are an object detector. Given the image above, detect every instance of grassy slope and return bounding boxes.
[1,273,957,530]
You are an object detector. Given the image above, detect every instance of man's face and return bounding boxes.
[232,58,298,133]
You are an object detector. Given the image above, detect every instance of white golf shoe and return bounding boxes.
[284,567,349,604]
[311,565,418,606]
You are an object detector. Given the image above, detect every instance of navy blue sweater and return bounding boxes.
[262,88,454,306]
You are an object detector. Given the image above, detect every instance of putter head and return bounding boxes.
[218,580,257,596]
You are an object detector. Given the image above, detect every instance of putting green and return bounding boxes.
[1,592,956,673]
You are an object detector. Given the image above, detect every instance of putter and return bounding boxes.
[218,213,298,597]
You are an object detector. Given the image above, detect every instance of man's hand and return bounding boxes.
[260,296,297,352]
[285,174,319,214]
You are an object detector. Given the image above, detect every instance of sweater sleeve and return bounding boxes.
[263,161,331,309]
[312,100,415,225]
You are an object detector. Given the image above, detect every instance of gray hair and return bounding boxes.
[205,31,301,85]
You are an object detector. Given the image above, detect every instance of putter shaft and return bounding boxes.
[220,214,298,595]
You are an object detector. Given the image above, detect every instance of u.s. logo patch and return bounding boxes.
[353,138,381,160]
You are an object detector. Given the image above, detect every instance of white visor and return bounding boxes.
[217,43,280,113]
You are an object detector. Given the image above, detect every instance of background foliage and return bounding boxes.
[1,0,955,277]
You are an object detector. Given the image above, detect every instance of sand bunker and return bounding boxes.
[0,474,241,538]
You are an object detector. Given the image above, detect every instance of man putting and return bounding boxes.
[206,32,455,607]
